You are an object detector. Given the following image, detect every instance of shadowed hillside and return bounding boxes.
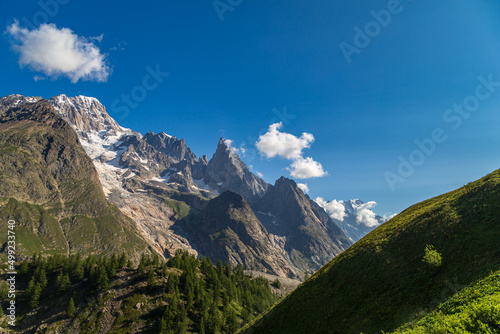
[243,169,500,334]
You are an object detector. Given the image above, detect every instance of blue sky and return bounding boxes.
[2,0,500,216]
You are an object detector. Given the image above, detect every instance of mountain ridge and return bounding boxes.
[0,100,152,260]
[0,94,355,278]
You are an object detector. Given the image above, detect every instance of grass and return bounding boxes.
[390,269,500,333]
[0,197,150,262]
[242,168,500,334]
[164,199,190,219]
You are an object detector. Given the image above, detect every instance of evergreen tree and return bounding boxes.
[37,269,47,289]
[225,307,240,333]
[93,265,109,291]
[118,252,127,268]
[56,272,71,292]
[152,253,160,266]
[29,282,42,308]
[137,261,145,275]
[147,267,156,288]
[159,315,168,334]
[66,297,76,317]
[19,260,30,275]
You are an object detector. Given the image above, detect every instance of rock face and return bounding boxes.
[49,94,123,134]
[204,138,269,203]
[117,134,172,179]
[144,131,197,164]
[0,94,42,113]
[177,191,297,277]
[255,177,351,272]
[0,100,151,260]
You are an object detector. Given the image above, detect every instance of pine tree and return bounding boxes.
[152,253,160,266]
[19,260,30,274]
[147,267,156,288]
[137,262,145,275]
[118,252,127,268]
[38,269,47,289]
[60,273,71,292]
[29,282,42,308]
[159,315,168,334]
[66,297,76,317]
[225,307,240,333]
[94,266,109,292]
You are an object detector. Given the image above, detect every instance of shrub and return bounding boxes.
[422,245,442,268]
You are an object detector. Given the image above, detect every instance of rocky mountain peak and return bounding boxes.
[204,137,269,203]
[0,94,42,113]
[48,94,124,134]
[143,131,197,163]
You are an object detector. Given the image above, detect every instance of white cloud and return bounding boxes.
[33,75,46,82]
[289,157,327,179]
[352,201,380,228]
[256,122,314,160]
[315,197,347,221]
[256,122,327,180]
[297,183,309,194]
[5,21,110,83]
[256,171,264,178]
[383,213,397,221]
[223,139,239,156]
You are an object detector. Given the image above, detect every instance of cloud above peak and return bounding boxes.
[256,122,314,160]
[5,21,110,83]
[351,201,380,228]
[289,157,328,179]
[315,197,347,221]
[256,122,327,179]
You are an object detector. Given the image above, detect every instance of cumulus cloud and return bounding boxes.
[5,21,110,83]
[256,122,314,160]
[223,139,240,156]
[315,197,347,221]
[297,183,309,194]
[289,157,327,179]
[383,213,398,221]
[352,201,380,228]
[256,122,327,179]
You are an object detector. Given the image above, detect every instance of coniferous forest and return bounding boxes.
[0,251,279,333]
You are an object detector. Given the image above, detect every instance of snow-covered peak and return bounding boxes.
[48,94,124,134]
[159,131,173,138]
[0,94,43,111]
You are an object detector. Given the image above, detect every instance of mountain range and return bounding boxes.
[0,94,386,277]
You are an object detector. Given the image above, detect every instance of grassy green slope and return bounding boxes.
[390,269,500,333]
[243,169,500,334]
